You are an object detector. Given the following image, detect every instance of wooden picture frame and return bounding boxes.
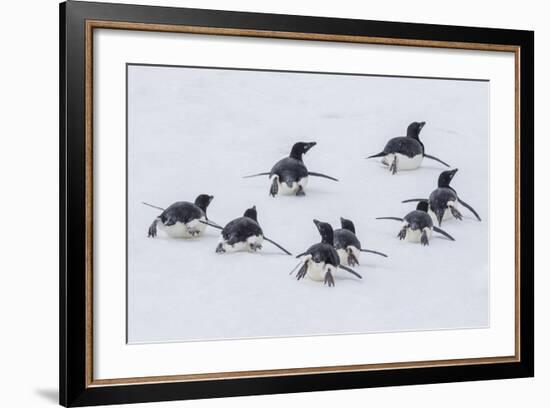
[60,1,534,406]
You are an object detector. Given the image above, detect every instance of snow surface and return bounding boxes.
[127,65,489,343]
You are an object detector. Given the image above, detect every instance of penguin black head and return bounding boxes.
[406,121,426,139]
[289,142,317,160]
[313,219,334,245]
[340,217,356,234]
[438,168,459,188]
[243,205,258,222]
[416,200,430,213]
[194,194,214,212]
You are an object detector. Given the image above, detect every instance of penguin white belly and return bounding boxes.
[428,208,452,224]
[273,176,308,195]
[383,153,423,170]
[405,227,432,243]
[221,235,263,252]
[336,246,360,266]
[159,217,206,238]
[306,261,330,281]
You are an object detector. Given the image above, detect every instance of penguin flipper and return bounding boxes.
[337,264,362,279]
[360,248,388,257]
[457,197,482,221]
[142,202,165,211]
[205,219,224,229]
[376,216,404,222]
[307,172,339,182]
[423,154,450,168]
[199,220,224,230]
[401,198,426,203]
[263,236,292,255]
[433,226,455,241]
[243,172,271,178]
[366,151,386,159]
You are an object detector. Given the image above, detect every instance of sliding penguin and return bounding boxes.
[244,142,338,197]
[376,201,455,246]
[145,194,214,239]
[402,168,482,226]
[201,206,292,255]
[366,121,450,174]
[293,220,362,287]
[334,217,388,267]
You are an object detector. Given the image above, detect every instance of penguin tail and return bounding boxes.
[366,151,386,159]
[243,172,271,179]
[360,248,388,257]
[424,154,450,168]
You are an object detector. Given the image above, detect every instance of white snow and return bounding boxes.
[127,65,489,344]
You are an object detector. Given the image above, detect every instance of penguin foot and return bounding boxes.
[450,206,463,221]
[347,249,359,267]
[269,178,278,197]
[250,243,262,252]
[397,226,407,240]
[421,230,430,246]
[389,156,398,175]
[215,243,226,254]
[148,219,158,238]
[324,271,335,287]
[296,263,308,281]
[296,186,306,196]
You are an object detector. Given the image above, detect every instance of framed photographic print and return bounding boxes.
[59,1,534,406]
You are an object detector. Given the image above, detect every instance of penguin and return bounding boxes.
[401,168,482,226]
[366,121,450,174]
[201,206,292,255]
[292,219,362,287]
[376,201,455,246]
[244,142,338,197]
[145,194,215,239]
[334,217,388,267]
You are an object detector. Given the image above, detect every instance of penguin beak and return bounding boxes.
[313,219,321,227]
[436,213,443,227]
[450,168,459,176]
[418,121,426,130]
[305,142,317,152]
[209,195,214,201]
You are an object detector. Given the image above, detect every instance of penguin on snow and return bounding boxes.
[334,217,388,267]
[401,168,482,226]
[366,121,450,174]
[201,205,292,255]
[244,142,338,197]
[292,219,362,287]
[145,194,215,239]
[376,201,455,246]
